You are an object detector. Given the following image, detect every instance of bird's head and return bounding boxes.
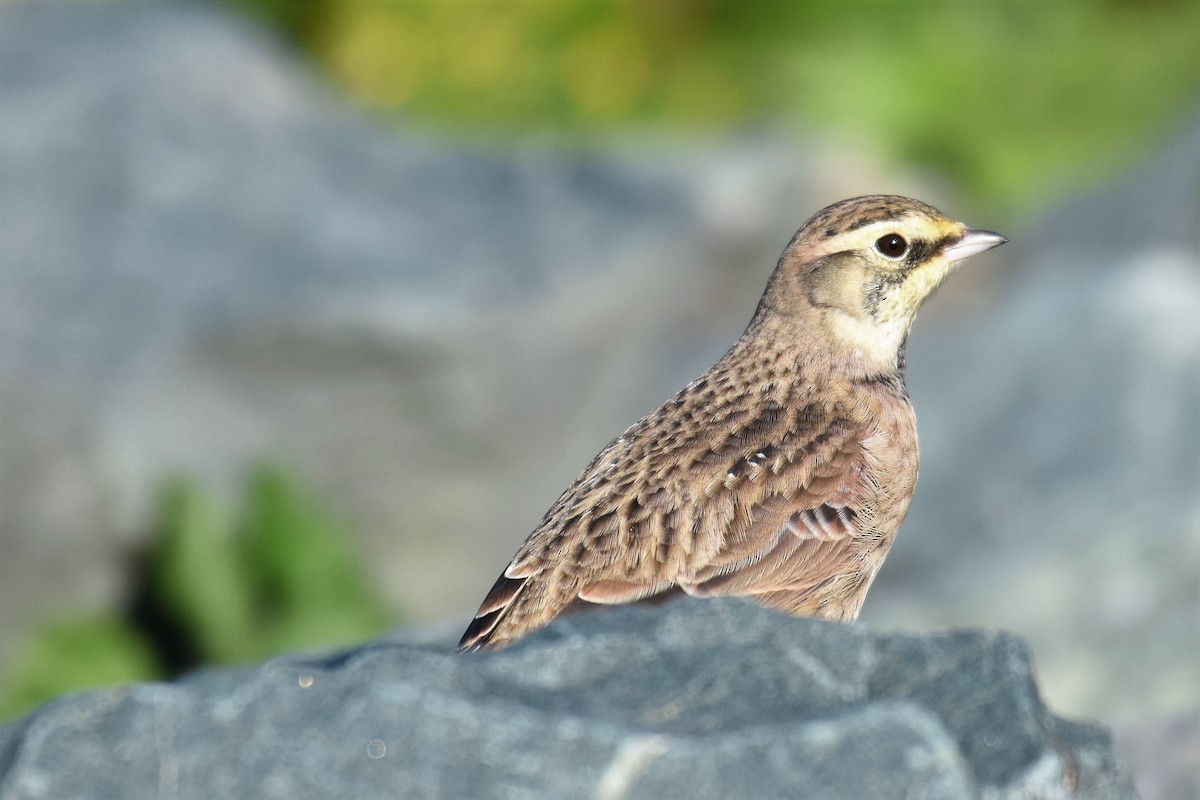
[759,195,1006,376]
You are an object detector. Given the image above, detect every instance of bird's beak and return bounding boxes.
[941,228,1008,262]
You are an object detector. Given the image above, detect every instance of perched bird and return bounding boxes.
[459,195,1005,652]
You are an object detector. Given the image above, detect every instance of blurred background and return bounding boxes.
[0,0,1197,793]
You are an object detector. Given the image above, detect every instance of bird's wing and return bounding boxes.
[459,395,881,652]
[677,499,868,617]
[584,433,871,619]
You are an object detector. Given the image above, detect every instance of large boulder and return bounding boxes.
[0,599,1136,800]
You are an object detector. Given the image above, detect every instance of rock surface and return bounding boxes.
[0,599,1135,800]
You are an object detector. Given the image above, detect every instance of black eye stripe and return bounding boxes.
[903,239,936,265]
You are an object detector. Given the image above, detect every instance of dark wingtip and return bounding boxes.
[457,607,502,652]
[477,573,526,616]
[457,572,527,653]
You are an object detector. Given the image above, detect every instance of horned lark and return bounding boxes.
[459,195,1005,651]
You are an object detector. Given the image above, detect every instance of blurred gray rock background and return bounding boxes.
[0,2,1196,794]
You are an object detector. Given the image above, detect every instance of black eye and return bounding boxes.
[875,233,908,259]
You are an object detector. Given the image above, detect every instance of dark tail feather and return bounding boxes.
[458,573,527,652]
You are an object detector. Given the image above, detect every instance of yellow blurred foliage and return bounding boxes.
[560,19,650,119]
[323,3,428,107]
[241,0,1200,207]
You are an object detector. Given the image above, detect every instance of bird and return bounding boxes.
[459,195,1006,652]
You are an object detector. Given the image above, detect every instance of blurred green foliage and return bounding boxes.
[0,467,396,723]
[153,467,394,662]
[226,0,1200,211]
[0,618,159,722]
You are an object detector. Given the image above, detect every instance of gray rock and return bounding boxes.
[0,600,1135,800]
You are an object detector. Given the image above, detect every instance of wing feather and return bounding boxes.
[458,366,910,651]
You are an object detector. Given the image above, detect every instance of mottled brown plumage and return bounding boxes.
[460,195,1005,651]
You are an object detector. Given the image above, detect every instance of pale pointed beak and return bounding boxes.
[941,228,1008,262]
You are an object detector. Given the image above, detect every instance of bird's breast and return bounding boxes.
[855,385,920,538]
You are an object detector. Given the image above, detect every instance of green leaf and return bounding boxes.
[0,617,160,723]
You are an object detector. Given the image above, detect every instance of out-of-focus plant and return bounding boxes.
[0,466,397,722]
[227,0,1200,212]
[149,466,395,665]
[0,618,160,722]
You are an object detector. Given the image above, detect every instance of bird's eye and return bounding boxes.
[875,234,908,259]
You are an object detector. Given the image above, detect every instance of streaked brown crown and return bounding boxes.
[800,195,947,240]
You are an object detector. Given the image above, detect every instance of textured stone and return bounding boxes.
[0,600,1135,800]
